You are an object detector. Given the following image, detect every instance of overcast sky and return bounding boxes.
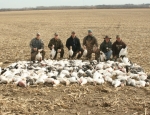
[0,0,149,8]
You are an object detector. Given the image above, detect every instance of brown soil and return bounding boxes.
[0,9,150,115]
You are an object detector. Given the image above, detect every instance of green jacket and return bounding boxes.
[100,40,112,53]
[48,38,64,50]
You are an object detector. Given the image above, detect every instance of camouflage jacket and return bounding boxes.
[48,38,64,50]
[112,40,126,56]
[30,38,44,52]
[83,35,98,49]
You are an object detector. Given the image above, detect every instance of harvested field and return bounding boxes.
[0,9,150,115]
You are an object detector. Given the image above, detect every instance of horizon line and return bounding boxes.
[1,3,150,9]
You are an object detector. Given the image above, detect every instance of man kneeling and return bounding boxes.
[66,31,83,59]
[30,33,45,61]
[100,35,112,61]
[48,33,64,59]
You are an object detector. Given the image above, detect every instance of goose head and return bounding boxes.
[70,46,72,50]
[120,80,127,87]
[120,55,126,59]
[83,45,86,49]
[17,78,27,87]
[52,45,55,48]
[53,79,60,87]
[100,51,103,55]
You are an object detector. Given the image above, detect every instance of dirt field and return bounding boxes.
[0,9,150,115]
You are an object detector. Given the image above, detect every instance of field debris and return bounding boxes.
[0,9,150,115]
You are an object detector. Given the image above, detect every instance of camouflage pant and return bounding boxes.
[86,48,100,60]
[31,50,45,61]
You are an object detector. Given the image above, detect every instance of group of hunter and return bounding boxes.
[30,30,126,61]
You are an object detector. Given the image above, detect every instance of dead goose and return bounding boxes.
[78,76,87,86]
[136,80,146,87]
[34,76,45,85]
[26,77,35,85]
[67,76,78,83]
[15,78,27,87]
[94,78,105,85]
[103,76,113,83]
[69,46,73,58]
[0,75,12,84]
[119,47,128,58]
[112,79,121,88]
[0,58,149,88]
[98,51,106,62]
[120,55,131,66]
[82,45,87,58]
[57,77,70,86]
[53,79,60,87]
[35,49,42,61]
[50,45,56,59]
[127,78,136,86]
[85,77,94,83]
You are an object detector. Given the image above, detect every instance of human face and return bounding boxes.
[55,35,59,39]
[71,33,76,38]
[36,35,40,39]
[88,32,92,36]
[105,38,110,43]
[116,37,121,42]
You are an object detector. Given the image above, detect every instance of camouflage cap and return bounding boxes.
[88,29,92,33]
[36,33,41,36]
[116,35,120,38]
[54,33,58,36]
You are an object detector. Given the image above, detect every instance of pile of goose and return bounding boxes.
[0,57,149,88]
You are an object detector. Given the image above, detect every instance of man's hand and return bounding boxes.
[38,49,43,52]
[78,51,81,54]
[108,48,111,51]
[93,47,98,53]
[113,56,117,59]
[106,47,111,51]
[33,48,37,51]
[51,45,54,49]
[57,49,61,53]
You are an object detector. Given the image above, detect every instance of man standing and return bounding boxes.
[83,30,99,60]
[30,33,45,61]
[66,31,83,59]
[48,33,64,59]
[112,35,127,58]
[100,35,112,60]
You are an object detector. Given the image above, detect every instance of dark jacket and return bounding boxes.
[83,35,98,49]
[100,40,112,53]
[30,38,44,52]
[48,38,64,50]
[112,40,126,57]
[66,36,81,52]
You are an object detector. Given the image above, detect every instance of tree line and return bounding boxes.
[0,4,150,12]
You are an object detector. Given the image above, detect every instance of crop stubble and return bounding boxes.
[0,9,150,115]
